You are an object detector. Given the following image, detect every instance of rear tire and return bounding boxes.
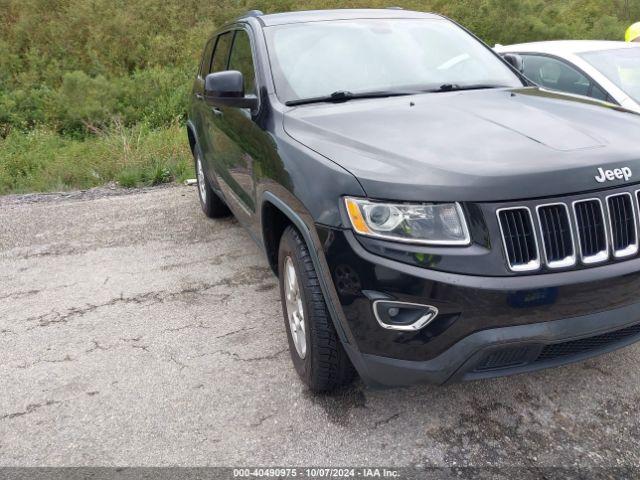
[194,147,230,218]
[278,226,356,392]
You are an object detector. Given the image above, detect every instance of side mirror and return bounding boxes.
[204,71,258,109]
[502,53,524,73]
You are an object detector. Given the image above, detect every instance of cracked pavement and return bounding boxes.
[1,185,640,467]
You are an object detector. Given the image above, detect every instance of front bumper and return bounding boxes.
[317,226,640,387]
[346,302,640,387]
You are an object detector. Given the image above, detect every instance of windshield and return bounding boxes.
[265,19,523,104]
[580,47,640,104]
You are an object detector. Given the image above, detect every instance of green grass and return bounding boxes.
[0,122,194,195]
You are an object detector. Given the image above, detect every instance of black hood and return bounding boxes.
[284,87,640,202]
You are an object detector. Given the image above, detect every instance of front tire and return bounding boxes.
[278,226,356,392]
[194,148,230,218]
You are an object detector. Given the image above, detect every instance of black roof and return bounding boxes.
[247,9,441,27]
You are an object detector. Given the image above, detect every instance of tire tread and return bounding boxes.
[194,148,230,219]
[281,226,356,392]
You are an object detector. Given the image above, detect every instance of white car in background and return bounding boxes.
[495,41,640,113]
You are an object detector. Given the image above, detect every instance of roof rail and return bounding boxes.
[243,10,264,18]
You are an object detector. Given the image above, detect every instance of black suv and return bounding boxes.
[187,9,640,391]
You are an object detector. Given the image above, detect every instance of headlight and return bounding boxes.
[344,197,471,246]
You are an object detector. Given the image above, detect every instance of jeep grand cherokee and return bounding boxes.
[187,8,640,391]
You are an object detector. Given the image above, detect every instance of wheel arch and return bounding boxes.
[261,200,293,276]
[186,120,198,154]
[259,191,355,344]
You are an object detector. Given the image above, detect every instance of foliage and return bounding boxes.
[1,0,640,192]
[3,0,640,137]
[0,121,192,194]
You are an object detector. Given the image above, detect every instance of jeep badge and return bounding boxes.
[595,167,633,183]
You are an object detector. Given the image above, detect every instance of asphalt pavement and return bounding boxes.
[1,184,639,468]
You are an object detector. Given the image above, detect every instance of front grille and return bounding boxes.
[537,204,575,267]
[536,323,640,362]
[496,187,640,272]
[497,208,539,271]
[574,199,608,263]
[607,193,638,257]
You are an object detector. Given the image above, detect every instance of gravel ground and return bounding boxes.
[1,184,639,468]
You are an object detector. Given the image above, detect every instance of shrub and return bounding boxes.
[0,122,193,194]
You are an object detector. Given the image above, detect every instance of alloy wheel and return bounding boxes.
[283,256,306,359]
[196,154,206,203]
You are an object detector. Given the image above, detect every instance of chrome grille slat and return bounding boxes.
[497,207,540,272]
[536,203,575,269]
[606,192,638,258]
[573,199,608,264]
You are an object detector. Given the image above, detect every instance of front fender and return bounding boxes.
[259,190,374,378]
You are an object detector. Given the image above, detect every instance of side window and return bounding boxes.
[228,30,257,95]
[521,55,591,97]
[210,32,233,74]
[199,39,215,77]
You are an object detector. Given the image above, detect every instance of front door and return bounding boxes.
[203,27,263,222]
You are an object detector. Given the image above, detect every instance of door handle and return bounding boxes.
[212,107,223,116]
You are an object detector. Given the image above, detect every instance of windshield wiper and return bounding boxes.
[427,83,510,93]
[285,84,510,106]
[285,89,418,106]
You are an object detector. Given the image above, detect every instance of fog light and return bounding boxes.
[373,300,439,332]
[388,307,400,318]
